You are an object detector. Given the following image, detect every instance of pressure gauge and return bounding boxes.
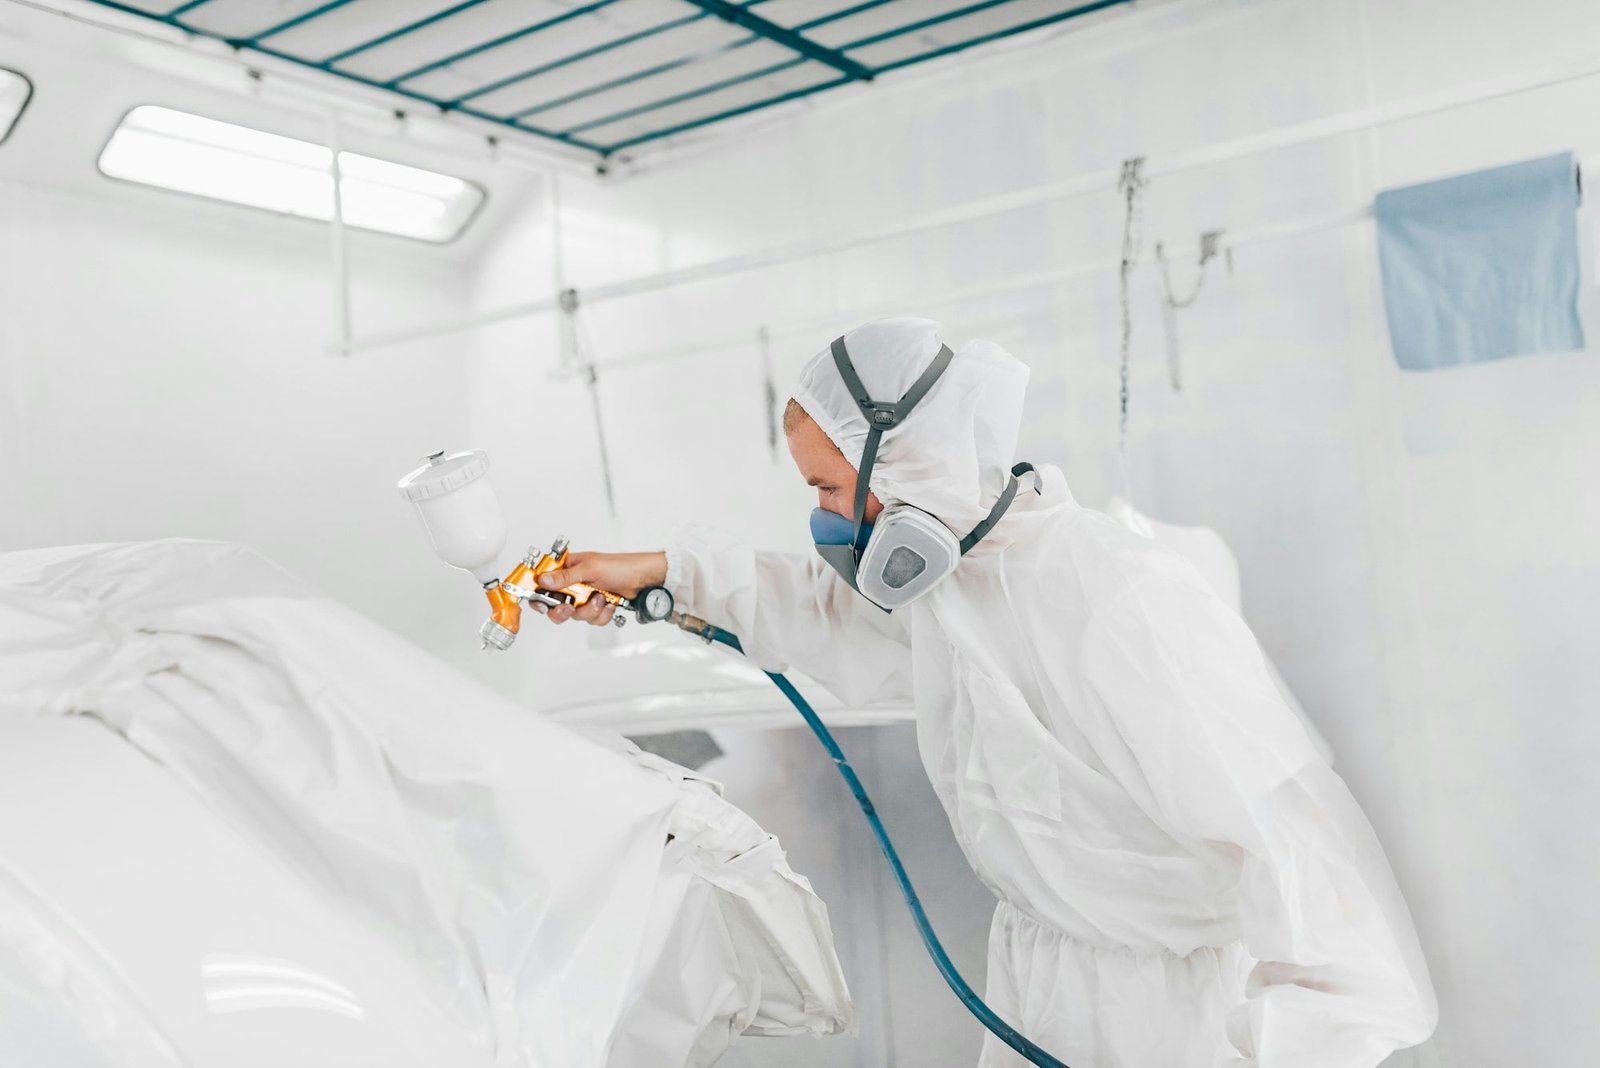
[635,585,674,624]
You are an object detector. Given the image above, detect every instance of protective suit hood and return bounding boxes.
[791,318,1030,537]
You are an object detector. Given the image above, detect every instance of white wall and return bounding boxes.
[0,6,515,652]
[463,1,1600,1065]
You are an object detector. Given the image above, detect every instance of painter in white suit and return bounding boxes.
[537,318,1437,1068]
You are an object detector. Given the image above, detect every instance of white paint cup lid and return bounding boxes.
[396,449,490,502]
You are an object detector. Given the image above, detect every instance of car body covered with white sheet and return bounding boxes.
[0,540,854,1068]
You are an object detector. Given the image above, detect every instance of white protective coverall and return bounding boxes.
[663,318,1437,1067]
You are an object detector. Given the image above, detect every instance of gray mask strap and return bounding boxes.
[892,343,953,419]
[959,462,1038,555]
[849,426,882,555]
[830,337,954,430]
[829,336,955,556]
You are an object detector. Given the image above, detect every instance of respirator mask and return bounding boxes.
[810,335,1033,611]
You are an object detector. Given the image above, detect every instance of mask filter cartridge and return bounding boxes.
[882,546,927,589]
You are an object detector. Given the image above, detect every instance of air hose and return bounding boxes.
[678,617,1070,1068]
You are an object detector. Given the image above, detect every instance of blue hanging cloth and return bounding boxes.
[1375,152,1584,371]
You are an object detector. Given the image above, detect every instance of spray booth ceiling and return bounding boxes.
[83,0,1129,159]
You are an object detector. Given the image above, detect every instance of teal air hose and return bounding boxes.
[678,617,1070,1068]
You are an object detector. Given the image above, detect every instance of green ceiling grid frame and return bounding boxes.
[444,4,732,109]
[80,0,1133,159]
[504,0,888,124]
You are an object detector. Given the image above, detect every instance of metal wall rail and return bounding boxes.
[592,206,1379,373]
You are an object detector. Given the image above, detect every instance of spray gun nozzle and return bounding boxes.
[479,617,517,651]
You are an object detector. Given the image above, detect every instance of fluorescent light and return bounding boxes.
[98,106,484,243]
[0,69,31,144]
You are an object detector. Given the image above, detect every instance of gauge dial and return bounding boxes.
[637,585,674,623]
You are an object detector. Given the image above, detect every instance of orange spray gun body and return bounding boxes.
[480,537,635,650]
[397,450,674,651]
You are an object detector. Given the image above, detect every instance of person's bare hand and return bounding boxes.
[535,551,667,627]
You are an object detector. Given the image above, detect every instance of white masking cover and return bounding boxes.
[0,540,852,1068]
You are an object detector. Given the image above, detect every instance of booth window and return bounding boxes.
[98,106,485,243]
[0,69,31,145]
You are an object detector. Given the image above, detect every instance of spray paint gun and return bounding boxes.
[396,450,676,650]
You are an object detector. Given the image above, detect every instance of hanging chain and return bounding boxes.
[559,289,619,518]
[1155,229,1226,391]
[1116,157,1148,456]
[758,326,779,461]
[1157,230,1224,311]
[563,287,588,378]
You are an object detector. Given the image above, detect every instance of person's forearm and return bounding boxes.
[1080,580,1436,1067]
[529,550,666,625]
[1228,769,1436,1067]
[533,550,665,598]
[665,524,913,708]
